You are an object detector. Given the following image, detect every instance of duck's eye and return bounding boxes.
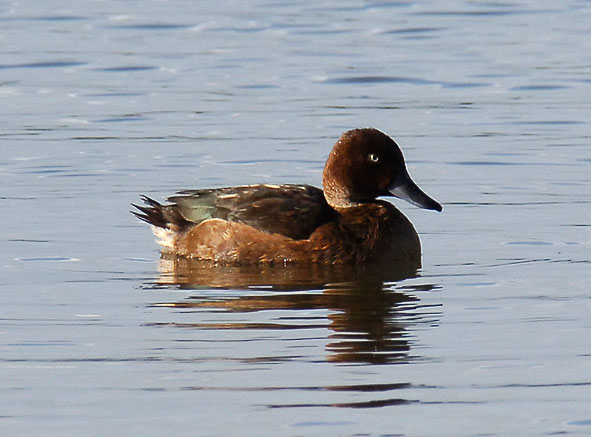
[368,153,380,163]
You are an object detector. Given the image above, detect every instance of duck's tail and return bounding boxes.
[131,195,170,228]
[131,196,190,250]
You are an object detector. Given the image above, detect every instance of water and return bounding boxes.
[1,1,590,435]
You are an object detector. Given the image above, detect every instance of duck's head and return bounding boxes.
[322,128,442,212]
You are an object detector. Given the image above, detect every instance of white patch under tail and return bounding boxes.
[152,226,175,251]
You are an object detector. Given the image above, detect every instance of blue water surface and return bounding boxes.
[1,1,590,436]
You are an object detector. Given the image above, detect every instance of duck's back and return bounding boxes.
[137,184,335,240]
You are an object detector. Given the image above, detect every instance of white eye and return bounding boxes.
[368,153,380,163]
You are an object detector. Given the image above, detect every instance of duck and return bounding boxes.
[132,128,442,267]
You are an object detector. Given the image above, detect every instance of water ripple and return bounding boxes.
[107,23,193,30]
[321,75,490,88]
[96,65,158,72]
[15,257,80,262]
[0,61,85,69]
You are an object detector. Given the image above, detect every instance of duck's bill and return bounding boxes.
[388,170,443,212]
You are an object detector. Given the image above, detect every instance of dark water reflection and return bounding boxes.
[147,257,440,365]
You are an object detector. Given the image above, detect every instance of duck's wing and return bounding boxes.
[133,184,334,240]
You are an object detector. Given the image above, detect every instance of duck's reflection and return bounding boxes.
[149,256,440,364]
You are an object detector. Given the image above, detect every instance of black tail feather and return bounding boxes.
[131,195,192,230]
[131,196,168,228]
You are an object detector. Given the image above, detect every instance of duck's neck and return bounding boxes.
[325,195,361,210]
[323,177,361,209]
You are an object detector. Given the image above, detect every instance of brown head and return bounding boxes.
[322,128,442,212]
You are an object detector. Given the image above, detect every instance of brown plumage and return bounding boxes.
[132,128,442,266]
